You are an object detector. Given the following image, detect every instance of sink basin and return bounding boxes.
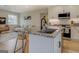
[38,29,57,34]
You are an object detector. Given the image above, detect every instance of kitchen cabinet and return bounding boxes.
[53,33,61,53]
[71,26,79,40]
[29,34,54,53]
[29,32,61,53]
[48,6,78,19]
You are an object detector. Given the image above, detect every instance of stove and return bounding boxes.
[62,25,71,38]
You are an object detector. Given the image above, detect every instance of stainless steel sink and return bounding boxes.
[38,29,57,34]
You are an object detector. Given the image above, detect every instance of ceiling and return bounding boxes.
[0,5,51,13]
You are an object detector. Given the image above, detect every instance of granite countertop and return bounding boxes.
[71,23,79,26]
[29,28,62,38]
[0,31,18,43]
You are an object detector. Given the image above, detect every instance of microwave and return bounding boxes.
[58,13,70,19]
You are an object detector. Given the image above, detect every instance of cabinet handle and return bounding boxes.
[59,41,61,48]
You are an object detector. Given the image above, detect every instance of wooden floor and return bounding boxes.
[63,39,79,53]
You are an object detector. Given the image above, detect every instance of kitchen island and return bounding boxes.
[25,28,62,53]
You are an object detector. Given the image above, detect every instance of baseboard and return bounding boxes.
[63,37,79,41]
[62,37,71,40]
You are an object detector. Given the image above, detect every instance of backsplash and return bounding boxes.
[48,19,60,25]
[48,18,79,25]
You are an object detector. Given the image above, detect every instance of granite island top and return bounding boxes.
[29,28,62,38]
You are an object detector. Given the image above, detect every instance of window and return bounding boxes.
[8,15,17,25]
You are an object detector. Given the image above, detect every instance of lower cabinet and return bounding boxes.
[71,27,79,40]
[29,33,61,53]
[53,33,61,53]
[29,34,54,53]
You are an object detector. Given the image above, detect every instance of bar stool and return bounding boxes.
[14,30,26,53]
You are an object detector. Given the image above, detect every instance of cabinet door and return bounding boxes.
[53,33,61,53]
[71,27,79,40]
[29,34,54,53]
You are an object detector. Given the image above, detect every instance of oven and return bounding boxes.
[62,25,71,38]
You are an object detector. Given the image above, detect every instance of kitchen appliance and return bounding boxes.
[58,12,70,19]
[62,25,71,38]
[38,28,57,34]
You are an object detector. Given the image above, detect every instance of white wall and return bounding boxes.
[19,6,79,29]
[19,11,40,30]
[0,9,19,25]
[19,9,48,30]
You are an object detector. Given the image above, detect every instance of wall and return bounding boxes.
[19,11,40,30]
[19,8,48,30]
[19,6,79,29]
[0,9,19,25]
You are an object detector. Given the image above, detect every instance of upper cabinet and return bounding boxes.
[48,6,79,19]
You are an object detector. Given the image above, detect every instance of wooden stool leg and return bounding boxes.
[24,32,29,53]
